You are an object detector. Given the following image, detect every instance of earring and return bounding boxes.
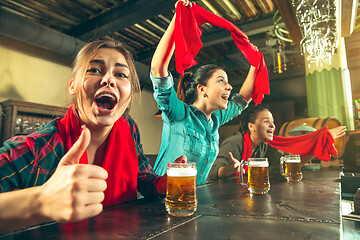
[203,93,207,98]
[252,129,255,132]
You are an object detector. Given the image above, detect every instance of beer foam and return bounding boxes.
[248,161,269,167]
[285,159,301,163]
[167,168,197,177]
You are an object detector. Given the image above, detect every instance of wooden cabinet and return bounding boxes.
[0,99,68,144]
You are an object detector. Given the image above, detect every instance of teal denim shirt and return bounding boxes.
[150,71,248,185]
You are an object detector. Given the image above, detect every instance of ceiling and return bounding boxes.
[0,0,359,105]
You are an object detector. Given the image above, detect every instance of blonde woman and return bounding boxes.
[0,38,166,233]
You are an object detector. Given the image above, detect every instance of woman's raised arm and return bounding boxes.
[151,0,194,77]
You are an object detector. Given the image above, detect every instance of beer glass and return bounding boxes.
[165,162,197,217]
[280,154,303,182]
[240,158,270,194]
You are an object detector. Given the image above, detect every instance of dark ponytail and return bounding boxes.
[177,72,192,103]
[238,105,270,134]
[176,64,225,104]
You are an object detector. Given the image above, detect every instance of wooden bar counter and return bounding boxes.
[0,170,343,240]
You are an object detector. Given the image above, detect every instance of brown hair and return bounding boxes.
[176,64,225,104]
[239,104,271,134]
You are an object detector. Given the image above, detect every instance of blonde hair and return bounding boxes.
[69,37,140,114]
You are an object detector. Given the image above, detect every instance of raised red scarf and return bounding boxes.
[57,106,138,207]
[241,127,337,173]
[175,4,269,104]
[267,127,337,159]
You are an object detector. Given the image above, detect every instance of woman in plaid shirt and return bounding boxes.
[0,38,166,233]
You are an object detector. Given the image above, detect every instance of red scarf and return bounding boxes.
[267,127,338,159]
[174,4,269,104]
[241,127,337,174]
[57,106,138,207]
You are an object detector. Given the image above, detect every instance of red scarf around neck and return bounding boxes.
[57,105,138,207]
[241,127,337,173]
[174,4,269,104]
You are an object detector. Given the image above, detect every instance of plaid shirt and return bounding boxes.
[0,114,163,199]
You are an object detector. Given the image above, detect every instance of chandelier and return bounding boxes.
[292,0,338,65]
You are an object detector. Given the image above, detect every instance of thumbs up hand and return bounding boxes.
[37,126,108,223]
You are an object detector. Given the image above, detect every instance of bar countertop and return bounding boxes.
[0,169,347,239]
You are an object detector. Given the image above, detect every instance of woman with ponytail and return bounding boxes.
[150,0,257,185]
[208,105,274,181]
[208,105,347,181]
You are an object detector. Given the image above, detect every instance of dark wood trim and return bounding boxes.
[273,0,302,47]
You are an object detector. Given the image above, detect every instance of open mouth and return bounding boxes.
[221,94,229,101]
[266,130,274,135]
[95,93,117,111]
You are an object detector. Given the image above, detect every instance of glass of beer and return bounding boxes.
[239,158,270,194]
[165,162,197,217]
[280,154,303,182]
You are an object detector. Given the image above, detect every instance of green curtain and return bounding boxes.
[305,68,354,129]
